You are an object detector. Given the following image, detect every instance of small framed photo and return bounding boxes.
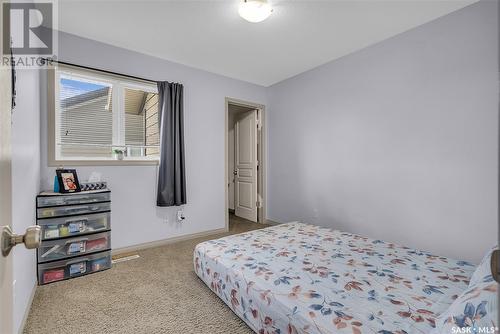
[56,169,81,193]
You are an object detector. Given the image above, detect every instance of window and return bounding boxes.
[50,65,160,164]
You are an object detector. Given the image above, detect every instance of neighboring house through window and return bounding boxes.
[48,64,160,165]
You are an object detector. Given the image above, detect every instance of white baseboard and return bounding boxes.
[18,281,37,334]
[112,227,228,255]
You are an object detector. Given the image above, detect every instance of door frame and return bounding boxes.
[225,97,266,229]
[0,0,14,329]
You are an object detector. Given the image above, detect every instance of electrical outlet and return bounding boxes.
[177,210,185,222]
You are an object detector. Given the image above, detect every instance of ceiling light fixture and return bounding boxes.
[238,0,273,23]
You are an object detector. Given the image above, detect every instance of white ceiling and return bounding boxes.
[57,0,477,86]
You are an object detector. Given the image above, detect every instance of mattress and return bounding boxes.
[194,223,475,334]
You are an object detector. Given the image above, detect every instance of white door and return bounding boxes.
[234,110,258,222]
[0,56,14,334]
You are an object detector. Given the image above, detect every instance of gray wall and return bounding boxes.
[40,31,267,250]
[267,0,498,264]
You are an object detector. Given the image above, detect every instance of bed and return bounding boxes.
[193,223,479,334]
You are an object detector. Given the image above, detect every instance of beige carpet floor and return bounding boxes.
[24,215,267,334]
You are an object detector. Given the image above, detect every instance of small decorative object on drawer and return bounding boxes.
[69,261,87,276]
[43,269,64,284]
[53,175,60,193]
[80,182,107,191]
[56,169,81,193]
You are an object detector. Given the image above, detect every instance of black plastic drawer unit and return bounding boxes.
[36,190,112,285]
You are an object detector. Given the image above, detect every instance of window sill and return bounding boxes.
[48,159,160,167]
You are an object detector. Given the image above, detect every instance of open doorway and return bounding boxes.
[225,98,266,227]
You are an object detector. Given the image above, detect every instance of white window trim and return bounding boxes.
[47,65,160,166]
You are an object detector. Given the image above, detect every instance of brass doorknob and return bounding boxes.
[1,225,41,257]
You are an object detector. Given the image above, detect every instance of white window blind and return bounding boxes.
[59,74,113,158]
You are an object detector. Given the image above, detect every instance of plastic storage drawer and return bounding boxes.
[37,192,110,207]
[38,212,111,240]
[38,251,111,285]
[37,202,111,219]
[38,231,111,263]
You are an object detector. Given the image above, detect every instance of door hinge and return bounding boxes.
[256,119,261,130]
[256,200,262,208]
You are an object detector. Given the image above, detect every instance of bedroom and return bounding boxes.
[0,0,498,333]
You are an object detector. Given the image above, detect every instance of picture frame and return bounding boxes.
[56,169,81,193]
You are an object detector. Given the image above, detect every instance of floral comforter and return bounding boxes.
[194,223,475,334]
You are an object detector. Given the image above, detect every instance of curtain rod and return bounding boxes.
[44,59,159,84]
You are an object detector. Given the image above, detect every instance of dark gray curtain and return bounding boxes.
[156,81,186,206]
